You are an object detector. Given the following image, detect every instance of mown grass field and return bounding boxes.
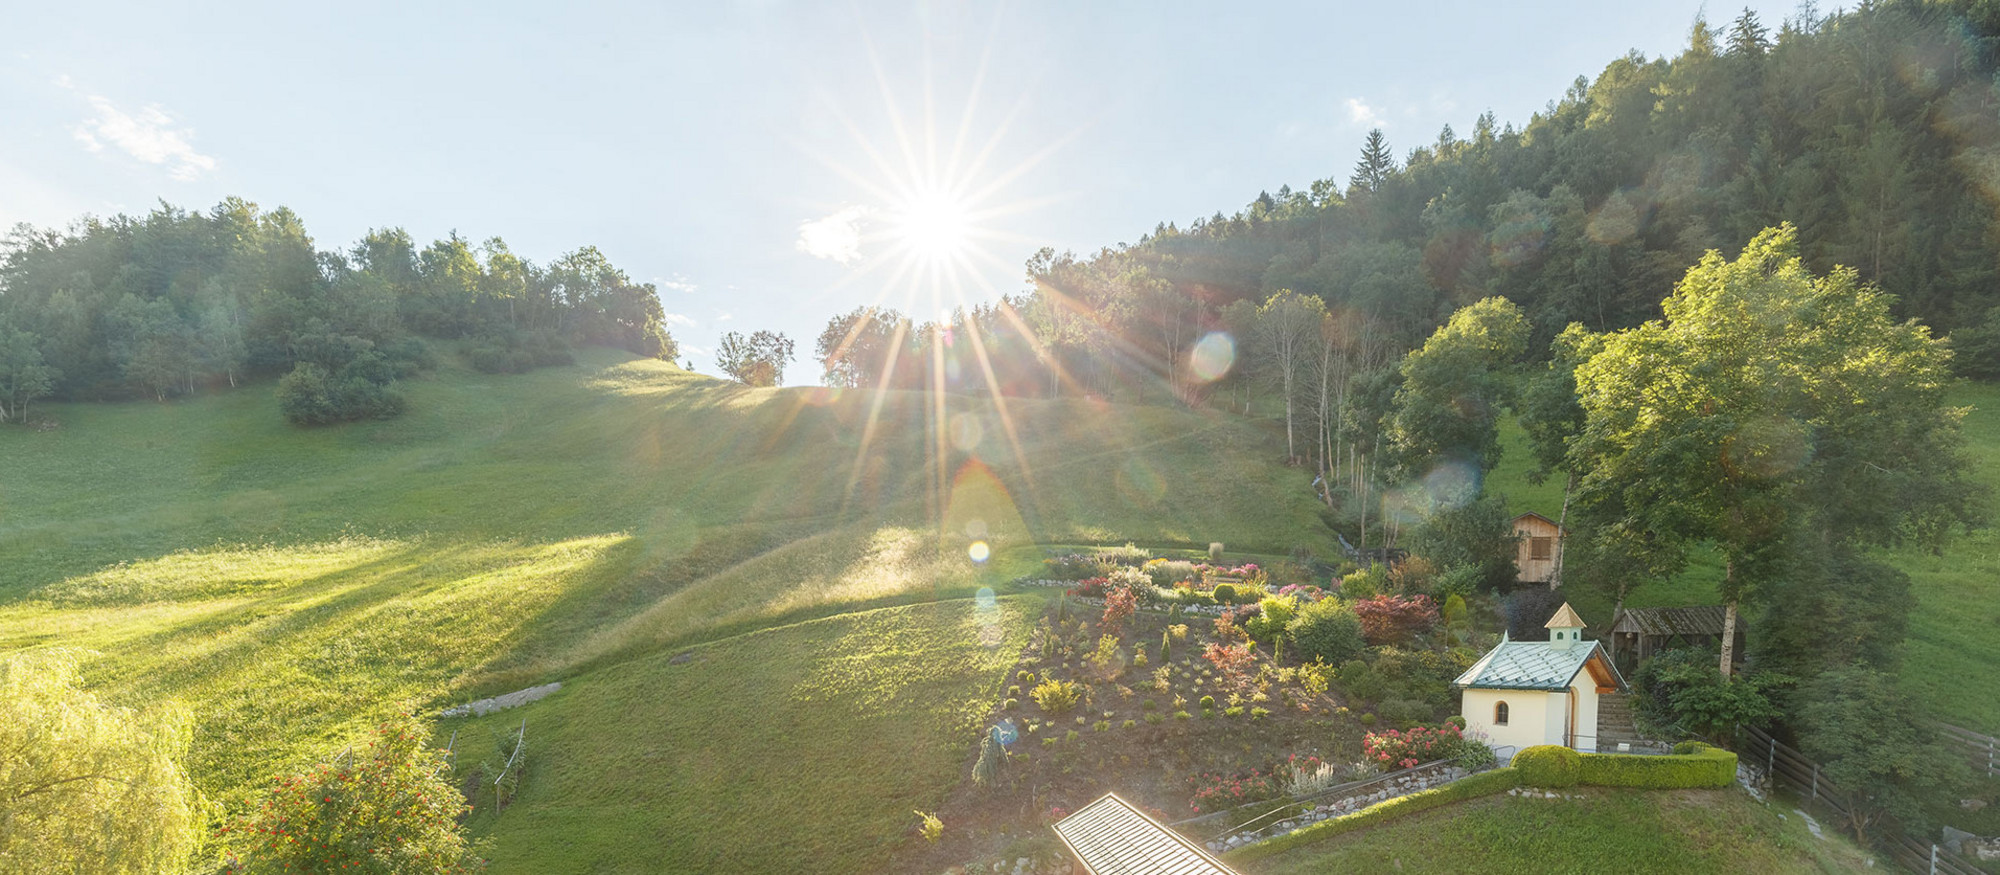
[1488,382,2000,732]
[0,349,1332,858]
[449,597,1036,873]
[1247,788,1878,875]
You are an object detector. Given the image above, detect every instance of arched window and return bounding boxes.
[1494,701,1510,726]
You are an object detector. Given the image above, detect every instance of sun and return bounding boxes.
[891,188,973,264]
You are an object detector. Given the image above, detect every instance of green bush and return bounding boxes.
[1378,697,1434,727]
[1575,746,1736,789]
[1230,767,1521,862]
[1093,720,1111,732]
[277,361,407,426]
[1199,695,1215,710]
[1286,599,1366,665]
[1031,679,1083,715]
[1006,685,1020,697]
[1671,740,1707,756]
[1513,745,1582,788]
[1145,713,1163,725]
[1173,710,1192,721]
[1017,670,1035,684]
[1359,712,1377,726]
[1002,698,1018,710]
[1121,719,1137,729]
[1244,595,1298,643]
[1339,564,1385,600]
[1250,706,1271,721]
[1224,706,1245,719]
[1210,583,1238,604]
[1209,542,1225,562]
[1148,560,1199,587]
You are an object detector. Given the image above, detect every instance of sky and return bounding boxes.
[2,0,1803,382]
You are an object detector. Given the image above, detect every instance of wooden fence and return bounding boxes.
[1936,722,1999,780]
[1737,725,1983,875]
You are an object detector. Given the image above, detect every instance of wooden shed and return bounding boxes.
[1604,606,1746,669]
[1511,512,1563,584]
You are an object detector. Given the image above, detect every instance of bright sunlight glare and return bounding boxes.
[893,189,973,263]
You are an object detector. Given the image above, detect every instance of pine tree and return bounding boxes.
[1350,129,1394,194]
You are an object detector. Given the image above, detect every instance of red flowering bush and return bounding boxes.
[1361,723,1461,770]
[223,713,483,874]
[1352,595,1441,645]
[1186,767,1285,813]
[1068,577,1111,599]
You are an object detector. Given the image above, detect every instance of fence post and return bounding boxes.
[1930,842,1938,875]
[1810,764,1818,801]
[1766,733,1775,778]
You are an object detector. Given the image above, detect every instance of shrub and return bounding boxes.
[1359,712,1377,725]
[1210,583,1238,604]
[1146,713,1164,725]
[1631,647,1787,739]
[1441,593,1469,629]
[1434,564,1483,601]
[914,810,943,843]
[1142,699,1158,711]
[1187,767,1285,813]
[1148,560,1200,587]
[1043,554,1103,579]
[1199,695,1216,711]
[1017,670,1036,685]
[1574,746,1736,789]
[1445,715,1467,729]
[1286,599,1366,665]
[1250,707,1271,721]
[1002,698,1018,710]
[1065,730,1080,742]
[1352,595,1441,645]
[230,713,480,873]
[1224,706,1245,718]
[1363,723,1462,769]
[1377,698,1435,727]
[1339,563,1386,600]
[1100,586,1139,631]
[1513,745,1582,788]
[1386,556,1438,595]
[1209,542,1225,562]
[277,360,407,426]
[1122,719,1137,729]
[1174,710,1192,721]
[1007,685,1021,697]
[1031,679,1083,715]
[1244,595,1298,643]
[1203,643,1257,692]
[1093,720,1112,732]
[1450,736,1498,771]
[1096,542,1151,567]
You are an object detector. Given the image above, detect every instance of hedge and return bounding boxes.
[1228,767,1522,863]
[1512,743,1737,790]
[1574,743,1736,790]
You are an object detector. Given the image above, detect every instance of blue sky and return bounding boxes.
[3,1,1799,380]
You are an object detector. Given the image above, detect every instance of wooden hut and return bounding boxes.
[1604,606,1746,669]
[1511,512,1563,584]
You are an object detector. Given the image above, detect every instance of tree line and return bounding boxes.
[0,198,677,424]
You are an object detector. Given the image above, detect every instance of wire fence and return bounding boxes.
[1736,725,1983,875]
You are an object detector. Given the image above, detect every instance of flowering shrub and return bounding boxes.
[1276,583,1329,603]
[1361,723,1462,770]
[1186,767,1285,813]
[1352,595,1441,645]
[1069,577,1111,599]
[1031,679,1084,715]
[224,713,481,874]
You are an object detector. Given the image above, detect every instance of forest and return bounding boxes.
[0,199,677,424]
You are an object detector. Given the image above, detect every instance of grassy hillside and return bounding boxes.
[0,349,1334,820]
[1488,382,2000,731]
[450,597,1035,873]
[1247,788,1878,875]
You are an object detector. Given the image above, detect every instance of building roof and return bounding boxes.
[1454,639,1618,691]
[1607,605,1729,637]
[1052,793,1238,875]
[1511,511,1559,528]
[1544,603,1588,629]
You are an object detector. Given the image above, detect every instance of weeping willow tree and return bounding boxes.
[0,652,203,874]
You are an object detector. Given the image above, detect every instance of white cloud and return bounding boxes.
[714,311,734,322]
[659,273,697,293]
[796,205,871,264]
[1346,97,1386,129]
[662,312,696,327]
[683,345,711,359]
[71,94,216,180]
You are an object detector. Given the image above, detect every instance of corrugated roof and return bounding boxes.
[1052,793,1238,875]
[1607,606,1728,637]
[1454,640,1606,691]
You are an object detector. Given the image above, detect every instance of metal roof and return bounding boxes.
[1052,793,1238,875]
[1454,640,1608,691]
[1607,605,1729,637]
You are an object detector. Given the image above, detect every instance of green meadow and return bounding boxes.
[0,349,1333,864]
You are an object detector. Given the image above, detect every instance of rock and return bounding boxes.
[1794,809,1824,840]
[1975,839,2000,862]
[669,651,694,664]
[1962,798,1989,812]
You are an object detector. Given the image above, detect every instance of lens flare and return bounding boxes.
[1190,332,1236,382]
[969,541,991,563]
